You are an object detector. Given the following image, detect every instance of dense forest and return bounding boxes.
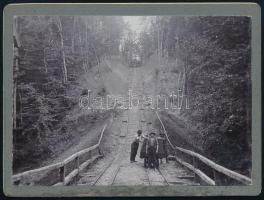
[137,16,251,173]
[13,16,126,172]
[13,16,251,175]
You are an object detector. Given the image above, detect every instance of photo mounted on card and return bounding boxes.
[3,3,261,197]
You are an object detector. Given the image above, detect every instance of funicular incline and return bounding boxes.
[12,67,252,186]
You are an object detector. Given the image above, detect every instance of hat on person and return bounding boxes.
[150,132,156,136]
[137,130,142,135]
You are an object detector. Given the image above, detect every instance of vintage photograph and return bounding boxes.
[12,15,252,187]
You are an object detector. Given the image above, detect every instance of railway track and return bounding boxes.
[157,169,170,185]
[15,61,252,187]
[78,66,197,186]
[91,67,141,185]
[111,166,121,185]
[92,156,117,185]
[92,115,129,185]
[129,67,171,186]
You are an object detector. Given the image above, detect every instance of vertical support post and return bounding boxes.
[59,165,65,185]
[172,149,176,165]
[98,147,103,156]
[88,150,92,160]
[192,156,198,183]
[75,156,79,171]
[174,150,178,165]
[178,150,184,164]
[74,156,79,184]
[213,169,220,186]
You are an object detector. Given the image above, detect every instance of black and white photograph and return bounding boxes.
[11,15,253,188]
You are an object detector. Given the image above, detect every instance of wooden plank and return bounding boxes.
[176,147,252,185]
[176,158,215,186]
[53,155,103,186]
[77,145,98,157]
[63,154,78,165]
[12,162,64,182]
[63,144,97,165]
[64,169,79,185]
[98,124,107,145]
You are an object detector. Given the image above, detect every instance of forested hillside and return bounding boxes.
[13,16,126,172]
[13,16,252,176]
[138,16,251,173]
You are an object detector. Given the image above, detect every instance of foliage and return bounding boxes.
[145,16,251,172]
[13,16,125,172]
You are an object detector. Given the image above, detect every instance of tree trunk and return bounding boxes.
[158,27,161,62]
[160,24,164,58]
[177,71,181,92]
[184,64,187,95]
[19,93,23,126]
[56,17,68,83]
[84,17,89,72]
[13,16,20,129]
[13,81,17,128]
[72,16,76,53]
[43,47,48,73]
[92,44,101,78]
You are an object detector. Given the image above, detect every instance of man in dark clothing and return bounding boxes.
[130,130,142,163]
[147,132,159,169]
[140,136,149,168]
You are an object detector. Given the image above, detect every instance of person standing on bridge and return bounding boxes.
[146,132,159,169]
[140,134,149,168]
[130,130,143,163]
[156,133,168,164]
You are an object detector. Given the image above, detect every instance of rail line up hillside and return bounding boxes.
[12,66,252,186]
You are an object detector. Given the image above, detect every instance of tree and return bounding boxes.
[13,16,126,172]
[145,16,251,171]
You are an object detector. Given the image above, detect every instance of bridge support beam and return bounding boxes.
[59,166,65,185]
[74,156,80,183]
[192,156,198,183]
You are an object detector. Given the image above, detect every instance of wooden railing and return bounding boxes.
[12,124,107,186]
[155,111,252,186]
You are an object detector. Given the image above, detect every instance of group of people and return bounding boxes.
[130,130,168,169]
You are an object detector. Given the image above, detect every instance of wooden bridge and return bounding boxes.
[12,68,252,186]
[11,110,252,186]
